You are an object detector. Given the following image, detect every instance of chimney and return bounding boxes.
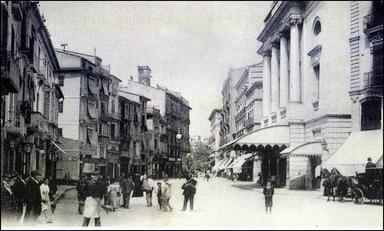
[138,66,151,86]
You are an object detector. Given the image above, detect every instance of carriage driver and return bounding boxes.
[365,157,376,171]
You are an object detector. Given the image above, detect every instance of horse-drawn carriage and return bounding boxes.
[352,167,383,204]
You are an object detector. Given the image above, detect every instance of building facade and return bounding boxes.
[349,1,383,133]
[208,109,223,163]
[55,49,122,180]
[255,1,353,189]
[1,1,64,178]
[120,66,191,177]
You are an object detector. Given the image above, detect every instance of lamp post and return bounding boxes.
[176,127,182,177]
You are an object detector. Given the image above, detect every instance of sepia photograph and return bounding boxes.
[0,1,383,230]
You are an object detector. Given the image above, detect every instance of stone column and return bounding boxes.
[271,44,280,113]
[289,18,302,103]
[262,52,271,117]
[279,34,289,108]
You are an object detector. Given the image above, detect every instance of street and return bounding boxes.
[10,177,382,229]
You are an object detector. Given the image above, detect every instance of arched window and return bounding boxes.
[313,18,321,35]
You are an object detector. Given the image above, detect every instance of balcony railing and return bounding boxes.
[29,112,48,134]
[364,13,383,34]
[363,71,383,89]
[244,117,254,129]
[1,51,20,94]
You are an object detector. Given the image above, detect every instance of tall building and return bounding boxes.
[120,66,191,177]
[217,1,358,189]
[322,1,383,173]
[146,106,167,178]
[208,109,223,163]
[234,63,264,138]
[1,1,64,178]
[55,48,122,180]
[118,90,150,176]
[221,67,245,144]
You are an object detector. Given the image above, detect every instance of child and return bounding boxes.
[161,179,173,212]
[263,180,274,214]
[156,182,162,210]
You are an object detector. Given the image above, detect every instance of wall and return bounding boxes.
[57,74,81,140]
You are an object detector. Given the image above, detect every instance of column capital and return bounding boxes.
[289,17,303,26]
[262,49,271,57]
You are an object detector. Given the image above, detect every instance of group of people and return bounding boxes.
[75,171,199,227]
[1,171,58,226]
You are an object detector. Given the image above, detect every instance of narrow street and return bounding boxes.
[23,177,383,229]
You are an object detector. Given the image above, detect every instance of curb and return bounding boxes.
[53,186,76,204]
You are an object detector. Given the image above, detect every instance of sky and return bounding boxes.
[39,1,271,138]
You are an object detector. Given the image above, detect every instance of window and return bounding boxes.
[58,101,63,113]
[313,64,320,104]
[98,124,103,135]
[58,76,64,86]
[313,19,321,35]
[111,99,115,113]
[43,91,50,118]
[361,98,382,131]
[87,127,93,144]
[111,124,116,138]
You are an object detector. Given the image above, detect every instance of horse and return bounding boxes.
[322,168,357,202]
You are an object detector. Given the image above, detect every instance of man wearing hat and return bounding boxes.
[25,171,42,224]
[82,170,105,227]
[11,172,27,222]
[366,157,377,171]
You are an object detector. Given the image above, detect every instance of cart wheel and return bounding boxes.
[353,188,364,204]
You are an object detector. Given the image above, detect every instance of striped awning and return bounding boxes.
[280,141,323,157]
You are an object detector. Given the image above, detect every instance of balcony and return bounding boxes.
[244,117,254,129]
[11,1,23,21]
[363,13,383,35]
[364,71,383,89]
[0,51,20,94]
[235,108,246,123]
[98,134,110,143]
[28,112,48,134]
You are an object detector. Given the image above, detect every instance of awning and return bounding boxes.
[87,102,97,119]
[51,141,67,155]
[217,135,244,151]
[227,153,255,169]
[321,130,383,176]
[233,125,289,149]
[280,141,323,157]
[212,158,226,171]
[218,157,234,170]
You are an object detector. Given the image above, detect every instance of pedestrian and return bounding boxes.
[39,178,54,223]
[120,175,134,209]
[1,174,18,225]
[48,176,58,202]
[156,182,163,210]
[263,180,274,214]
[132,173,144,197]
[25,171,42,225]
[82,171,104,227]
[76,174,87,214]
[181,173,197,211]
[161,179,173,212]
[105,180,119,211]
[142,175,155,207]
[365,157,376,171]
[12,172,27,222]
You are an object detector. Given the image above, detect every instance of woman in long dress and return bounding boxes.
[39,178,54,223]
[105,182,120,211]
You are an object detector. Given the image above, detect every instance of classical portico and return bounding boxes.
[258,15,304,126]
